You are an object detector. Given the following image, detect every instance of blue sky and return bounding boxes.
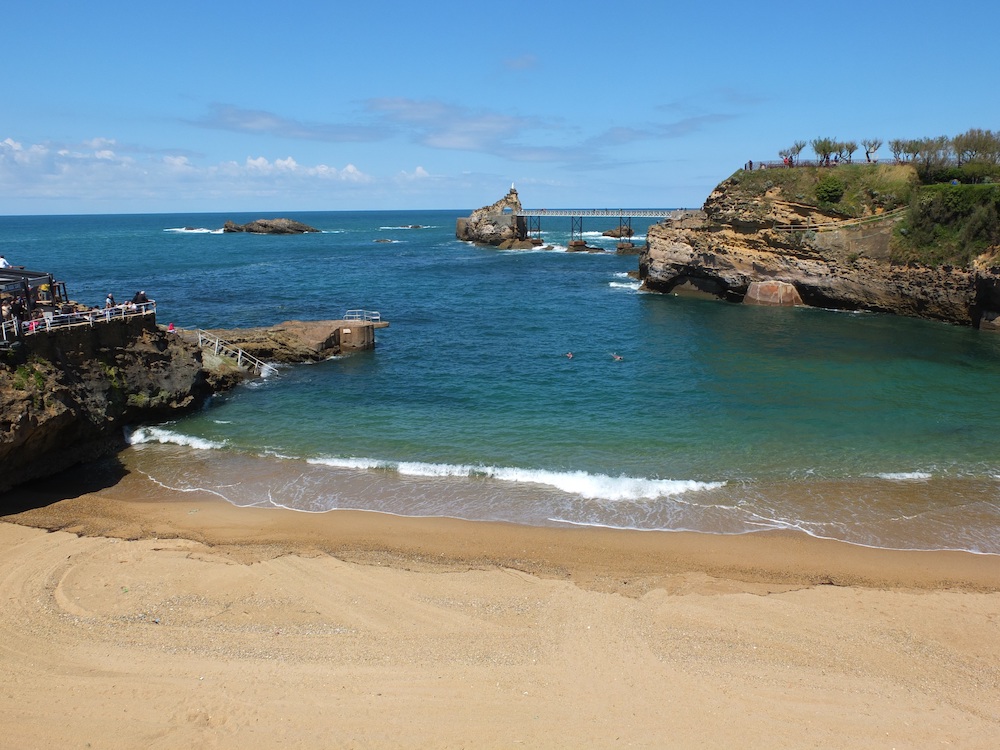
[2,0,997,215]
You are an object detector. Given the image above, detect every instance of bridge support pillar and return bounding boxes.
[527,216,542,240]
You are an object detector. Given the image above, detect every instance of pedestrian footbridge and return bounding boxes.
[515,208,691,243]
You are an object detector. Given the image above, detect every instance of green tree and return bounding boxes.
[811,137,837,165]
[952,128,1000,165]
[862,138,882,162]
[914,136,951,177]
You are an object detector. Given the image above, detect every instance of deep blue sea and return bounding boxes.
[4,210,1000,554]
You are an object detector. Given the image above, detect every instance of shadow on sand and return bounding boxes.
[0,458,127,517]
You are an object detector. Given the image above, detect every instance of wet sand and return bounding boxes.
[1,469,998,748]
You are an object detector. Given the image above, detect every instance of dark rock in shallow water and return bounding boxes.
[223,218,319,234]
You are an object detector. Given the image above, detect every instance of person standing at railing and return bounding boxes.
[105,293,115,309]
[10,297,24,337]
[0,255,11,269]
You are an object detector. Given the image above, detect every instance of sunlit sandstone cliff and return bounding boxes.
[640,175,1000,329]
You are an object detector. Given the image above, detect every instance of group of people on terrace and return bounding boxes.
[1,257,155,340]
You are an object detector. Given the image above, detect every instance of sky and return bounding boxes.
[2,0,998,215]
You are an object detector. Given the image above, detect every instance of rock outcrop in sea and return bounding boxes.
[456,186,537,249]
[223,218,319,234]
[639,175,1000,329]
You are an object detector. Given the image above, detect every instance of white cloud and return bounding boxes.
[0,136,374,210]
[193,103,390,143]
[396,166,431,182]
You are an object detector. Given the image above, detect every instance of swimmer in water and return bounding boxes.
[611,353,623,361]
[566,352,573,359]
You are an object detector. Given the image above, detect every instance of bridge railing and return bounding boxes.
[344,309,381,322]
[516,209,687,218]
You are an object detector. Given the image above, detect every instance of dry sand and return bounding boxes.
[1,469,998,749]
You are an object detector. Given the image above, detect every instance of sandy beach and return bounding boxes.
[1,469,998,749]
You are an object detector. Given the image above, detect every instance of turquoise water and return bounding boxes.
[4,211,1000,553]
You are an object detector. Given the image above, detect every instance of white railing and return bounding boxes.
[1,302,156,342]
[194,329,277,377]
[344,309,381,322]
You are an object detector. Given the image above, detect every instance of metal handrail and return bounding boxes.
[516,208,688,218]
[344,309,381,322]
[771,207,907,233]
[1,302,156,342]
[194,329,277,377]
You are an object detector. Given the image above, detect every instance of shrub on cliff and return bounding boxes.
[815,175,845,204]
[895,183,1000,266]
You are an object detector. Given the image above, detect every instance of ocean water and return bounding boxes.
[4,210,1000,554]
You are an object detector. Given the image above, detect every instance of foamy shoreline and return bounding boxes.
[124,435,1000,555]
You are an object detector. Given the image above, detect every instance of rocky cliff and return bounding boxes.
[0,318,217,493]
[0,317,375,495]
[639,172,1000,329]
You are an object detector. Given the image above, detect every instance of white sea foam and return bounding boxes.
[126,426,225,450]
[315,458,726,500]
[609,281,641,291]
[873,471,933,481]
[307,456,385,470]
[163,227,223,234]
[489,467,724,500]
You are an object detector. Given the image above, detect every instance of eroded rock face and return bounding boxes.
[223,218,319,234]
[0,319,214,493]
[639,179,998,326]
[744,281,804,306]
[456,187,525,246]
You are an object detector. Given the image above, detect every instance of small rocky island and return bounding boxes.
[223,218,319,234]
[456,186,536,249]
[456,187,630,252]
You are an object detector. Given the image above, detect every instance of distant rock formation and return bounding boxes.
[602,226,634,238]
[456,186,526,246]
[223,218,319,234]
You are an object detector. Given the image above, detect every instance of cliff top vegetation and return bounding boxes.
[729,129,1000,268]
